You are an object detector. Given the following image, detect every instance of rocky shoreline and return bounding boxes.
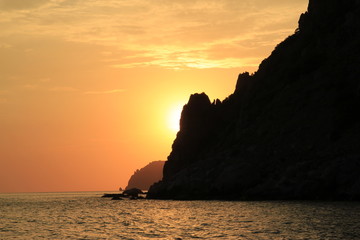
[102,188,146,200]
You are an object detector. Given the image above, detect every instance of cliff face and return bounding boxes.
[148,0,360,200]
[125,161,165,191]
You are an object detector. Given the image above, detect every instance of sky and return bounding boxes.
[0,0,308,193]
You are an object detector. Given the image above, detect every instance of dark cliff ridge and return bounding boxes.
[125,161,165,191]
[148,0,360,200]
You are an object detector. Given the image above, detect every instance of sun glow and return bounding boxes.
[0,0,310,193]
[167,105,183,132]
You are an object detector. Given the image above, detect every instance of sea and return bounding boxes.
[0,192,359,240]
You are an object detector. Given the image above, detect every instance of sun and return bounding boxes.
[167,105,183,132]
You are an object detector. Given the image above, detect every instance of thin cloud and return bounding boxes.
[0,42,11,48]
[0,0,48,11]
[84,89,126,95]
[21,84,38,90]
[0,0,308,70]
[49,86,78,92]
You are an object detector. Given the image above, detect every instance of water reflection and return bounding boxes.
[0,192,359,239]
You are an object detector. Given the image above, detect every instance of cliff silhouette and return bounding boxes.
[125,161,165,191]
[147,0,360,200]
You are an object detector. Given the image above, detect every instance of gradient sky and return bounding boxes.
[0,0,308,193]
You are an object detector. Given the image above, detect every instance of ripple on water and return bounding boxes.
[1,193,360,239]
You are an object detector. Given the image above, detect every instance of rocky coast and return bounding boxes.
[148,0,360,200]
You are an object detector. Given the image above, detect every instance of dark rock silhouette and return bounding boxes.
[123,188,143,198]
[102,193,125,198]
[125,161,165,190]
[148,0,360,200]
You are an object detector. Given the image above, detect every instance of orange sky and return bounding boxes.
[0,0,308,193]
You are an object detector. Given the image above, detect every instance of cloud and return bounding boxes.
[49,87,78,92]
[84,89,126,95]
[0,0,308,70]
[0,42,11,48]
[111,47,261,70]
[0,0,48,11]
[21,84,38,90]
[20,84,79,93]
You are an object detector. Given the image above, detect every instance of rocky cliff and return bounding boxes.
[147,0,360,200]
[125,161,165,190]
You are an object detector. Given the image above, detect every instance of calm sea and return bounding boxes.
[0,192,359,239]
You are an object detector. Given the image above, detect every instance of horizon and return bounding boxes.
[0,0,308,193]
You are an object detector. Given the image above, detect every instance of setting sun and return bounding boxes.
[0,0,308,193]
[167,105,183,132]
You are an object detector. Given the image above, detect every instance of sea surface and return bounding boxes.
[0,192,359,239]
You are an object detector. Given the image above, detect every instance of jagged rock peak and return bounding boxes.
[186,93,211,109]
[234,72,252,94]
[179,93,212,132]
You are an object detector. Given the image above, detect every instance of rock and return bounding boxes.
[234,72,252,94]
[102,193,125,198]
[163,93,217,181]
[125,161,165,190]
[148,0,360,201]
[123,188,143,198]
